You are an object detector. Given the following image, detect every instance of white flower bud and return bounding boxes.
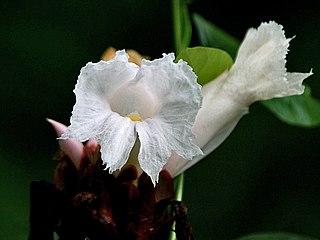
[165,21,313,177]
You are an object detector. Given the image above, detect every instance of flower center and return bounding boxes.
[127,114,142,122]
[109,82,158,121]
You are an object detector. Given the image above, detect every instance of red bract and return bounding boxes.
[29,143,193,240]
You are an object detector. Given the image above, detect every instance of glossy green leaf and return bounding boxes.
[262,86,320,128]
[176,46,233,85]
[235,232,319,240]
[192,13,240,59]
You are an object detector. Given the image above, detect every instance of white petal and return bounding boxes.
[136,119,172,185]
[133,53,203,183]
[226,21,312,104]
[61,106,109,142]
[98,114,137,172]
[159,101,203,160]
[137,53,202,106]
[63,108,137,173]
[286,71,312,94]
[235,21,288,65]
[140,53,203,157]
[137,116,202,185]
[61,50,139,142]
[80,51,139,102]
[60,50,140,172]
[165,73,248,177]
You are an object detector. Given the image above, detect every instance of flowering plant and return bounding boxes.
[27,1,320,240]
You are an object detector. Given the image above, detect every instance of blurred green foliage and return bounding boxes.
[1,0,320,239]
[192,13,240,59]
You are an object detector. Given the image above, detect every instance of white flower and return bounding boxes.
[165,21,313,176]
[60,50,203,185]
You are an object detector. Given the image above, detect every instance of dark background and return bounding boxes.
[1,0,320,239]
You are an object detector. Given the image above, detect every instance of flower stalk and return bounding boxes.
[172,0,192,54]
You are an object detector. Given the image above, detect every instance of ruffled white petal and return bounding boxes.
[98,114,137,172]
[136,119,173,185]
[286,71,313,94]
[61,50,138,142]
[60,50,139,172]
[63,109,137,172]
[225,21,312,105]
[159,101,203,159]
[139,54,203,159]
[134,53,203,184]
[137,53,202,105]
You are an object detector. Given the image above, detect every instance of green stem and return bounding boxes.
[168,221,177,240]
[170,1,189,238]
[172,0,192,55]
[168,173,185,240]
[174,172,184,201]
[172,0,182,53]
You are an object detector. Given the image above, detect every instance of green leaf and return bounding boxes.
[172,0,192,54]
[192,13,240,59]
[235,232,319,240]
[176,46,233,85]
[262,86,320,128]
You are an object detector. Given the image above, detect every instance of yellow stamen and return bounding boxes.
[128,114,142,122]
